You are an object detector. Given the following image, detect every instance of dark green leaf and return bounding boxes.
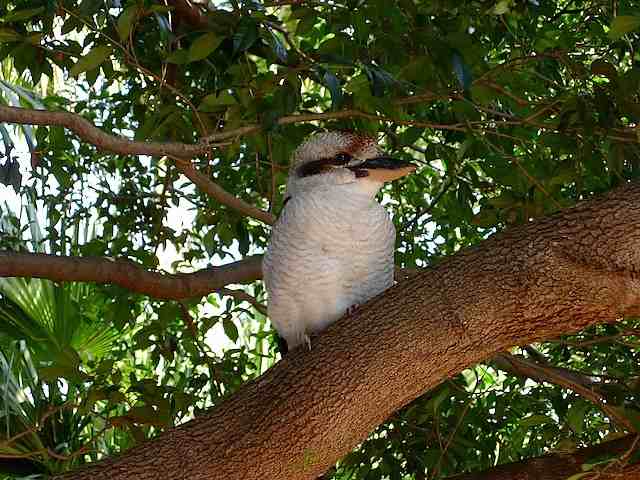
[189,32,224,61]
[223,317,239,343]
[70,45,112,76]
[117,5,140,40]
[608,16,640,40]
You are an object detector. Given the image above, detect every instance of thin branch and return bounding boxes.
[172,157,275,225]
[446,433,640,480]
[0,106,275,225]
[203,109,470,143]
[0,251,262,300]
[167,0,209,29]
[3,104,638,166]
[178,302,199,338]
[218,287,268,316]
[493,352,636,432]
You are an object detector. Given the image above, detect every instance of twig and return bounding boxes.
[172,157,275,225]
[178,302,199,338]
[61,5,208,137]
[218,287,268,316]
[0,403,77,450]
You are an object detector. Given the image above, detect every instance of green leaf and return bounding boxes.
[157,303,179,329]
[127,405,162,425]
[322,69,342,109]
[296,14,317,35]
[608,16,640,40]
[491,0,511,15]
[0,28,21,42]
[518,414,552,428]
[3,7,44,22]
[96,359,114,376]
[189,32,223,61]
[223,317,239,343]
[38,365,71,382]
[70,45,113,77]
[117,5,140,40]
[233,18,259,54]
[105,297,133,329]
[470,84,497,105]
[108,390,127,405]
[200,91,236,111]
[566,400,590,435]
[165,49,190,64]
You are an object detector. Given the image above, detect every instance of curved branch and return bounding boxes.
[448,434,639,480]
[0,106,463,159]
[55,183,640,480]
[0,106,276,224]
[3,97,638,173]
[0,252,262,299]
[173,158,276,225]
[0,106,212,158]
[203,109,469,143]
[167,0,208,29]
[493,352,636,432]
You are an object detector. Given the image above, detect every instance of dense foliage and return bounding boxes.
[1,0,640,478]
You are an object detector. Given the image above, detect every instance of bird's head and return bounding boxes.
[286,131,416,198]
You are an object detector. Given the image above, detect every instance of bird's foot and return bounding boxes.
[346,304,360,316]
[304,334,312,351]
[276,334,289,356]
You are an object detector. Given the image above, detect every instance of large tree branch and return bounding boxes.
[0,252,418,299]
[448,434,639,480]
[0,252,262,299]
[0,106,213,158]
[54,183,640,479]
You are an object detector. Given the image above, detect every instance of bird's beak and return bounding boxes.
[348,156,417,182]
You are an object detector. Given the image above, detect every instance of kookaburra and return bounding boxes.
[263,131,416,352]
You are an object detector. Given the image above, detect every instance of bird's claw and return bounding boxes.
[304,334,312,351]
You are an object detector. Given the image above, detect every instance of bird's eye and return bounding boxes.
[334,152,351,165]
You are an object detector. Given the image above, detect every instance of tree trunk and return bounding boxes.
[57,184,640,480]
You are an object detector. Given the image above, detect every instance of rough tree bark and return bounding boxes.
[42,182,640,479]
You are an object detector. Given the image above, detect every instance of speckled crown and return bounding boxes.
[290,131,383,170]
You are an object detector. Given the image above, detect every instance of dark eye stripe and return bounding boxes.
[297,159,331,177]
[296,153,353,178]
